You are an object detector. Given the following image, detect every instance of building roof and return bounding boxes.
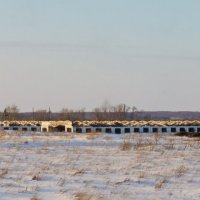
[41,121,72,127]
[0,120,72,127]
[0,121,41,126]
[1,120,200,127]
[72,120,200,127]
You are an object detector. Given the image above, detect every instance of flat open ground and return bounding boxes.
[0,132,200,200]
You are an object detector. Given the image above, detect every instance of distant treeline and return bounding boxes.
[1,104,200,121]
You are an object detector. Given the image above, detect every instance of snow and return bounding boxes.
[0,132,200,200]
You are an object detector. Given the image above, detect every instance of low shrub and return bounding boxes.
[175,132,200,138]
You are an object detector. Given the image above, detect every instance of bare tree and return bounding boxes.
[76,108,86,121]
[59,108,86,121]
[5,105,19,120]
[131,106,138,120]
[0,111,3,121]
[34,109,48,121]
[93,107,102,120]
[111,104,125,120]
[93,101,137,120]
[60,108,75,120]
[93,101,112,120]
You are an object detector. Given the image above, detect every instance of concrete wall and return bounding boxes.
[0,126,41,132]
[73,126,200,134]
[41,121,73,132]
[0,124,199,134]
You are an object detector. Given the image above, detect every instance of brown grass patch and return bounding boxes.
[30,196,39,200]
[32,173,42,181]
[0,169,8,178]
[86,132,100,140]
[155,177,167,189]
[174,165,188,177]
[75,192,93,200]
[72,169,85,176]
[120,140,132,151]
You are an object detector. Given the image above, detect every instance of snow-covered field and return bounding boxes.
[0,131,200,200]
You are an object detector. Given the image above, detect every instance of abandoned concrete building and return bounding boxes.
[0,121,73,133]
[0,121,41,132]
[72,120,200,134]
[41,121,73,132]
[1,120,200,134]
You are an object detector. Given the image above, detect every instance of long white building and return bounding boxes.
[72,120,200,134]
[0,120,200,134]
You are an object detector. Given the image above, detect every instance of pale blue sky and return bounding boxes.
[0,0,200,111]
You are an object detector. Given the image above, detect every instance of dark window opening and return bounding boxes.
[96,128,102,133]
[143,128,149,133]
[152,128,158,133]
[86,128,91,133]
[13,127,19,131]
[188,127,195,132]
[197,128,200,133]
[76,128,82,133]
[48,127,54,132]
[180,128,186,133]
[125,128,130,133]
[31,127,37,132]
[134,128,140,133]
[115,128,121,134]
[162,128,167,133]
[4,127,9,130]
[105,128,112,133]
[171,128,176,133]
[22,127,28,131]
[56,125,65,132]
[67,128,72,132]
[42,128,47,132]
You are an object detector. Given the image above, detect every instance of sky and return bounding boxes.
[0,0,200,112]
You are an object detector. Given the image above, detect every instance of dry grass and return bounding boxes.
[32,173,42,181]
[30,196,39,200]
[115,178,130,185]
[86,132,100,140]
[75,192,94,200]
[0,132,199,199]
[72,169,85,176]
[134,135,145,150]
[154,133,161,145]
[155,177,168,189]
[120,140,133,151]
[164,138,175,150]
[0,168,8,178]
[24,140,29,144]
[138,171,146,179]
[174,165,188,177]
[57,178,66,186]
